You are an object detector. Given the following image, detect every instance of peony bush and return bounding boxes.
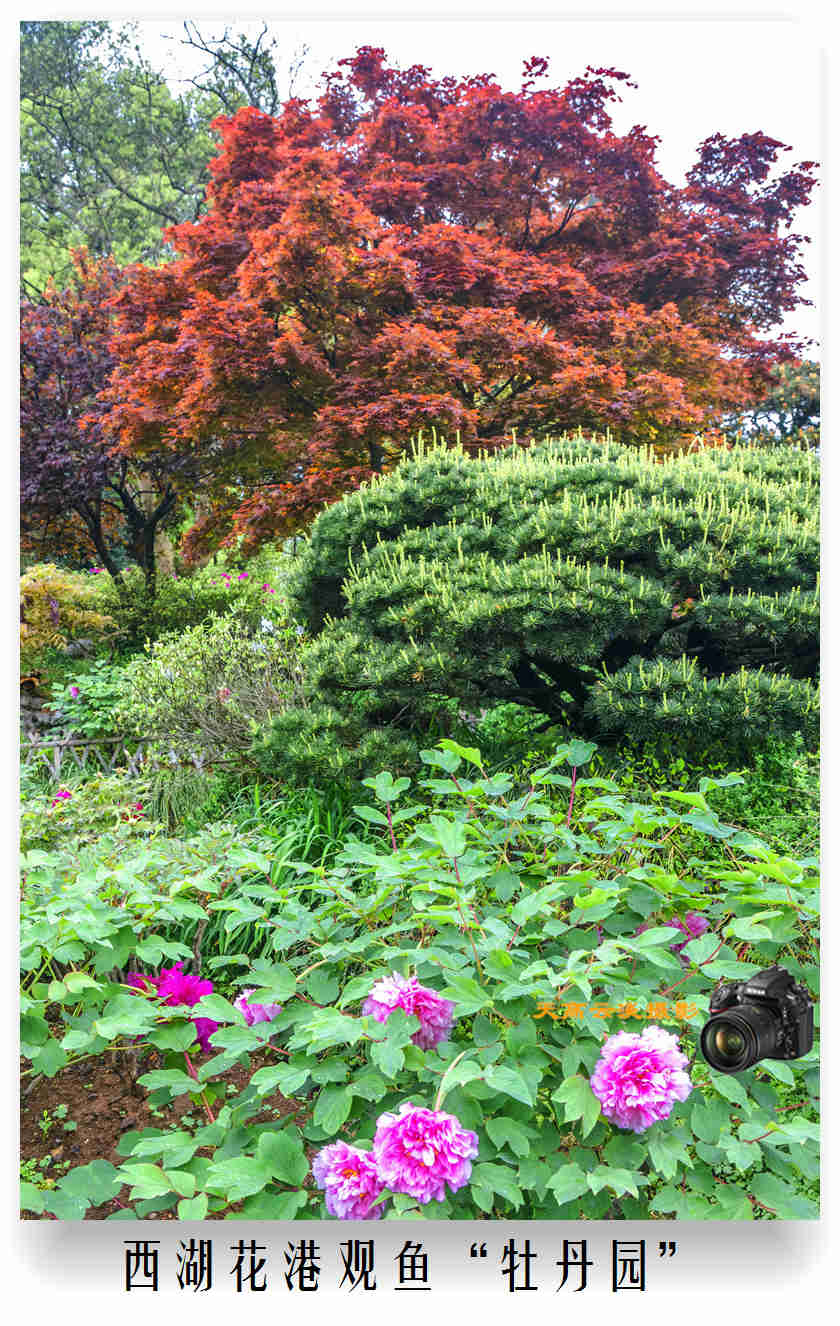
[20,740,819,1220]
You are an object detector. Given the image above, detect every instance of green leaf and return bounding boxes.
[566,740,596,767]
[587,1165,639,1198]
[551,1075,601,1137]
[362,771,412,802]
[250,1061,312,1097]
[20,1181,47,1214]
[438,738,484,769]
[484,1064,535,1107]
[646,1128,693,1180]
[164,1170,197,1198]
[751,1170,818,1218]
[256,1128,309,1187]
[191,993,240,1023]
[440,971,491,1015]
[137,1069,198,1097]
[725,914,777,942]
[712,1184,754,1220]
[34,1039,67,1077]
[44,1189,89,1220]
[353,805,390,826]
[313,1085,353,1133]
[691,1096,733,1144]
[511,881,572,926]
[58,1159,122,1207]
[120,1163,174,1200]
[546,1163,589,1205]
[237,1189,309,1220]
[758,1060,795,1085]
[486,1116,531,1158]
[177,1194,208,1219]
[708,1072,750,1107]
[472,1162,523,1209]
[202,1156,268,1203]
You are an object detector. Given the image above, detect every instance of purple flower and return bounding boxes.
[373,1101,478,1204]
[155,961,213,1008]
[126,962,219,1053]
[363,972,454,1051]
[312,1142,385,1220]
[89,567,103,575]
[667,911,710,955]
[235,988,283,1026]
[69,685,80,698]
[589,1025,693,1133]
[191,1017,219,1055]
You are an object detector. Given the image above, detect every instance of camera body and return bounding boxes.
[700,965,814,1074]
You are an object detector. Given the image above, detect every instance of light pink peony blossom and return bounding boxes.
[373,1101,478,1204]
[589,1025,693,1133]
[312,1141,385,1219]
[235,988,283,1026]
[363,972,454,1050]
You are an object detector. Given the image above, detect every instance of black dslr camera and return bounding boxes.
[699,965,814,1074]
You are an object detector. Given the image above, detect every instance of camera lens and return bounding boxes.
[700,1003,779,1073]
[713,1024,748,1064]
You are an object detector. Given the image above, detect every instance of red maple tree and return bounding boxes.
[97,49,817,552]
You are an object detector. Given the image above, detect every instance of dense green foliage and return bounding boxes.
[257,436,818,783]
[20,20,296,294]
[20,740,819,1220]
[116,613,308,763]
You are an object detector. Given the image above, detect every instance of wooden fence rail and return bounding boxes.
[20,734,213,780]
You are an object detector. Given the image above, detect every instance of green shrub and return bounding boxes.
[97,550,289,646]
[116,613,309,764]
[45,658,133,738]
[20,773,155,854]
[20,740,819,1221]
[263,436,817,782]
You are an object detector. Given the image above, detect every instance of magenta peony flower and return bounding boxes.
[69,685,80,698]
[50,788,72,808]
[126,962,219,1053]
[235,988,283,1027]
[363,972,454,1051]
[155,961,213,1008]
[238,572,248,580]
[312,1142,385,1220]
[589,1025,693,1133]
[667,911,710,954]
[373,1101,478,1204]
[191,1017,219,1055]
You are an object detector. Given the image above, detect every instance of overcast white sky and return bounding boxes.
[125,13,824,351]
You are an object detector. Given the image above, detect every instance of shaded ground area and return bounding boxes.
[21,1050,305,1219]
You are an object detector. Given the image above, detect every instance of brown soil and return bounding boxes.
[21,1049,307,1219]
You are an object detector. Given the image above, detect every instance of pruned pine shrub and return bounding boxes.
[260,435,818,781]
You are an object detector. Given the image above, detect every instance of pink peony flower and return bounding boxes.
[589,1025,693,1133]
[373,1101,478,1204]
[126,962,219,1053]
[667,911,710,955]
[363,972,454,1051]
[235,988,283,1026]
[312,1142,385,1220]
[191,1017,219,1055]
